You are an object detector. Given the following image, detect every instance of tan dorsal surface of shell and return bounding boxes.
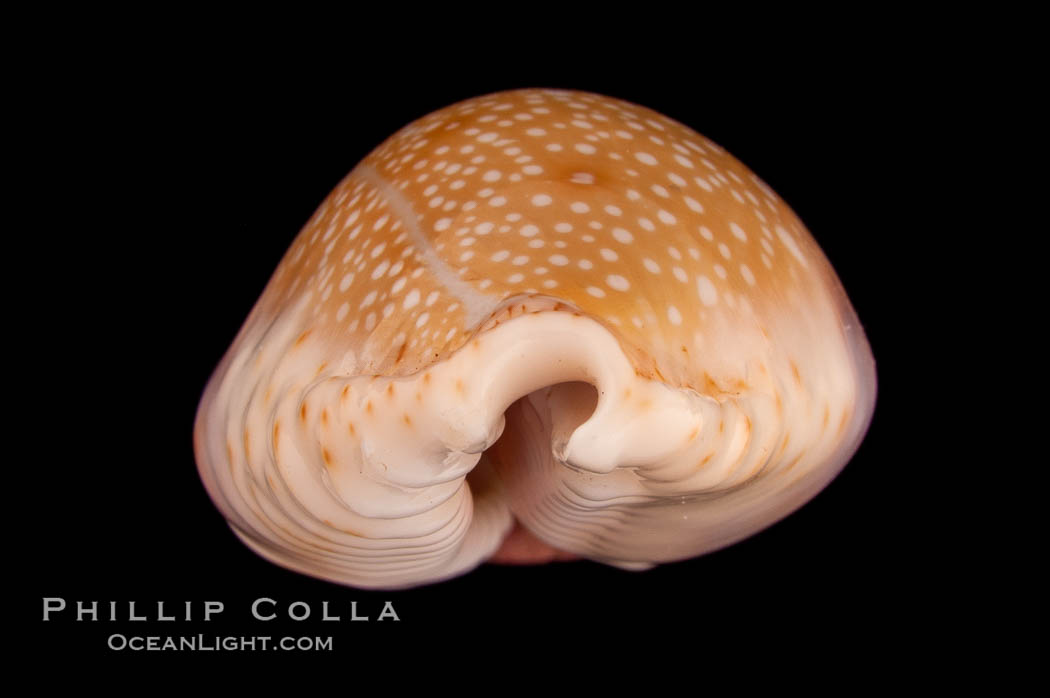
[194,88,877,589]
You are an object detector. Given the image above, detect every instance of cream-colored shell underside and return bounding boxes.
[194,89,876,589]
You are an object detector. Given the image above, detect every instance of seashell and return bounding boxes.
[193,88,876,589]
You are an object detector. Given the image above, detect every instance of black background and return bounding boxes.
[20,28,953,664]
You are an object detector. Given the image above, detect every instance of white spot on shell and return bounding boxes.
[371,260,390,279]
[776,225,809,267]
[403,289,421,310]
[740,264,756,285]
[697,275,717,306]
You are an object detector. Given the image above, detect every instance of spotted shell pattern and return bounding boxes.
[194,89,876,589]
